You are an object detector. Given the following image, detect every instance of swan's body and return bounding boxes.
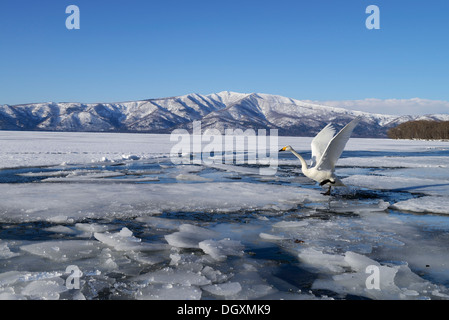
[280,117,361,195]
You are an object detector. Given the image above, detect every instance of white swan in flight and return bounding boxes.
[279,116,361,195]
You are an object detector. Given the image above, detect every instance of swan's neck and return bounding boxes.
[290,149,309,172]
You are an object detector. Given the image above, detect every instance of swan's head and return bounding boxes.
[279,145,293,152]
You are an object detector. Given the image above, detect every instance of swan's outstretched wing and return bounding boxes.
[315,116,361,171]
[310,123,336,167]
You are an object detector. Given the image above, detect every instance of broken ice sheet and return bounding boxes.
[198,239,244,261]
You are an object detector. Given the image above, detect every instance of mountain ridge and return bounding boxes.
[1,91,449,138]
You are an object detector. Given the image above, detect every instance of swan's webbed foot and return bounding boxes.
[322,186,332,196]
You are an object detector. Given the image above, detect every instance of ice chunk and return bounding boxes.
[136,267,211,286]
[21,278,67,300]
[126,251,167,266]
[198,239,244,261]
[0,271,28,287]
[47,215,76,224]
[20,240,101,262]
[121,154,140,160]
[164,224,219,249]
[135,216,181,230]
[74,223,113,237]
[44,225,78,235]
[259,233,289,241]
[94,227,169,252]
[137,283,202,300]
[344,251,380,272]
[272,221,309,228]
[202,282,242,297]
[0,241,20,259]
[297,248,349,274]
[168,252,209,273]
[201,266,231,283]
[0,290,25,300]
[391,196,449,215]
[119,227,133,237]
[99,257,118,271]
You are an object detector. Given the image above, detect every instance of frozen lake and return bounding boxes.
[0,131,448,300]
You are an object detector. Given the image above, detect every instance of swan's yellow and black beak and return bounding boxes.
[279,147,287,152]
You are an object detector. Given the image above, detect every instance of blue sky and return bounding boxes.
[0,0,448,108]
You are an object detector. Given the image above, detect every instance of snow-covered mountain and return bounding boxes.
[1,91,448,138]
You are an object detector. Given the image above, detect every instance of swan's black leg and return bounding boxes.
[323,185,331,196]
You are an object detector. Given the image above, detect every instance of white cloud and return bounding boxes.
[304,98,449,116]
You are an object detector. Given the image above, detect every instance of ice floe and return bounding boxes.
[0,182,325,223]
[391,196,449,215]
